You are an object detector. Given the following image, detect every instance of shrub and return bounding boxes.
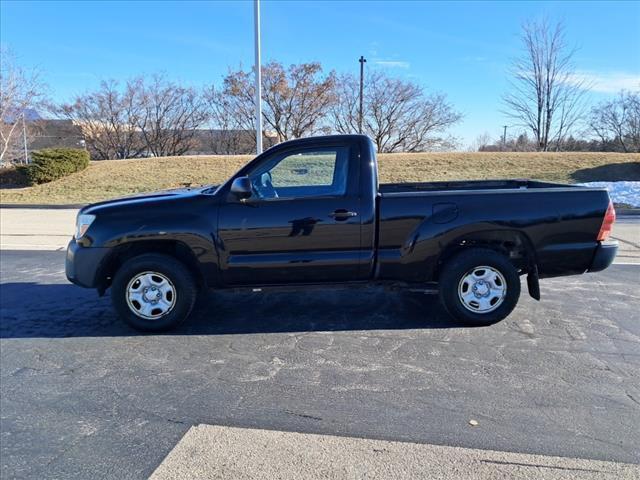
[26,148,90,185]
[0,165,30,188]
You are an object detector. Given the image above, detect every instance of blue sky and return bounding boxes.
[2,0,639,146]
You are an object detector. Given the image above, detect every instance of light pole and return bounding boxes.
[358,56,366,134]
[254,0,263,154]
[22,112,29,164]
[502,125,508,150]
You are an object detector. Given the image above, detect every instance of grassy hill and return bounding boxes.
[1,152,639,205]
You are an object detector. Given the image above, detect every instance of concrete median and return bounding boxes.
[150,425,640,480]
[0,208,77,251]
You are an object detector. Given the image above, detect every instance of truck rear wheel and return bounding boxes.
[111,254,198,332]
[438,248,520,326]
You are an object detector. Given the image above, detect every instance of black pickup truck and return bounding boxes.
[66,135,617,331]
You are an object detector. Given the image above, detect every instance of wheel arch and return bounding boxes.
[434,229,537,281]
[97,240,207,294]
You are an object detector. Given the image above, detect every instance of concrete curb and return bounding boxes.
[616,208,640,216]
[150,424,640,480]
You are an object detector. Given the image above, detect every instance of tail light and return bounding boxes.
[597,201,616,242]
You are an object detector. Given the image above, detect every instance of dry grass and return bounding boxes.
[1,152,639,205]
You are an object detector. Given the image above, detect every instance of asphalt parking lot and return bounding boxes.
[1,221,639,479]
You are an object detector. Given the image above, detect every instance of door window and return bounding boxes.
[249,147,349,199]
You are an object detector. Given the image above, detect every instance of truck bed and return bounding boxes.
[379,179,576,194]
[375,179,610,282]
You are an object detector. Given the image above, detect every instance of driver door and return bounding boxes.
[217,144,363,285]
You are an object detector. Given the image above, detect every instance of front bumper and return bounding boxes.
[65,239,111,288]
[588,241,618,273]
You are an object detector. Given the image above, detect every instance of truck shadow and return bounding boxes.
[0,282,464,339]
[570,162,640,182]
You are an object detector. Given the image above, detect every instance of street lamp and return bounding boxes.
[358,56,366,135]
[502,125,508,150]
[254,0,263,154]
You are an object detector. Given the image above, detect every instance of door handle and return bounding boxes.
[329,209,358,220]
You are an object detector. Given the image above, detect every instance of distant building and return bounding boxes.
[4,117,277,162]
[1,113,85,163]
[184,129,278,156]
[28,119,85,151]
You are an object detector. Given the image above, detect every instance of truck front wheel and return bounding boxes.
[438,248,520,326]
[111,253,198,332]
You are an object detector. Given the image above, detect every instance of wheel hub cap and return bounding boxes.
[472,280,490,297]
[142,286,162,303]
[458,266,507,313]
[126,272,176,320]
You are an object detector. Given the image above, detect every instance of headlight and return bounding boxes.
[75,214,96,239]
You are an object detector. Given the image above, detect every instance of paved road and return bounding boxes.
[1,249,639,479]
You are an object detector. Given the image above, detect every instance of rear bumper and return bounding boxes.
[588,241,618,273]
[65,239,111,288]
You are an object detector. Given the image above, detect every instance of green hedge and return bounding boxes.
[26,148,90,185]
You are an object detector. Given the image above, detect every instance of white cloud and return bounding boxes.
[568,71,640,93]
[373,60,410,69]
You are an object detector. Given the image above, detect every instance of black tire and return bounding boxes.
[111,253,198,332]
[438,248,520,326]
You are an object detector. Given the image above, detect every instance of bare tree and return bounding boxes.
[220,61,336,145]
[136,75,209,157]
[219,68,259,142]
[57,79,145,159]
[330,73,360,135]
[589,90,640,152]
[202,84,254,154]
[261,62,336,141]
[0,49,46,163]
[468,132,493,151]
[503,19,588,151]
[332,71,461,152]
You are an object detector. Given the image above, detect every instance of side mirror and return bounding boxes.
[230,176,252,200]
